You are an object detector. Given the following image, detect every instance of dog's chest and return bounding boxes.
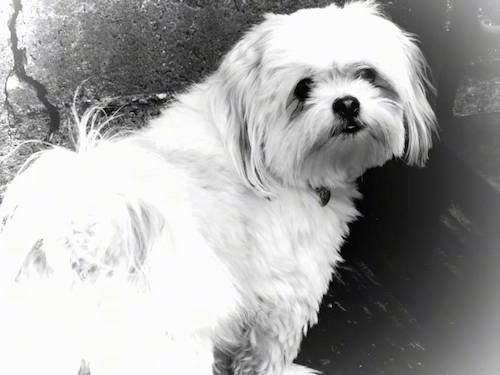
[193,179,357,315]
[246,193,353,306]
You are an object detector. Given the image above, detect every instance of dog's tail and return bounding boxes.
[0,104,240,375]
[0,103,155,284]
[0,104,169,374]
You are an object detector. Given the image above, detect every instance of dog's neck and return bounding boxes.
[309,179,359,207]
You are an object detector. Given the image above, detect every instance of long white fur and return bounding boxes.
[0,2,435,375]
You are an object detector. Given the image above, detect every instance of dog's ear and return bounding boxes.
[212,16,285,196]
[401,35,437,166]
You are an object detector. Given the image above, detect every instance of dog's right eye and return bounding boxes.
[294,78,313,101]
[356,67,377,83]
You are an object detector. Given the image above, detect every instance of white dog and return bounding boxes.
[0,1,435,375]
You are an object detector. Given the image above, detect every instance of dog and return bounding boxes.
[0,1,436,374]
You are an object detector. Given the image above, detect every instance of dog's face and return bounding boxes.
[213,1,436,194]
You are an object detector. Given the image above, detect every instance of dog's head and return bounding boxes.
[211,1,436,195]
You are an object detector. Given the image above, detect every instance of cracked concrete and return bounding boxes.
[6,0,60,138]
[0,5,12,109]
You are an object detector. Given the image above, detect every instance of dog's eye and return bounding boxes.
[356,68,377,83]
[294,78,313,101]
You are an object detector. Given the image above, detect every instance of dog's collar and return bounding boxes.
[313,186,331,207]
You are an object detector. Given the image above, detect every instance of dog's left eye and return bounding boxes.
[294,78,314,101]
[356,68,377,83]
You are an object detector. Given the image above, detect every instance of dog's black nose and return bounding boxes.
[332,96,360,118]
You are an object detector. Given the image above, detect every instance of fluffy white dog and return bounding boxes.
[0,1,435,375]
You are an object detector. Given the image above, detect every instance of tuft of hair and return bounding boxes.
[342,0,382,13]
[401,32,437,166]
[210,19,280,198]
[0,99,162,287]
[67,89,128,153]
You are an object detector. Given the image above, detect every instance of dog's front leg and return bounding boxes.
[228,306,311,375]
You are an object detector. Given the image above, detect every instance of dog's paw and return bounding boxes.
[282,364,320,375]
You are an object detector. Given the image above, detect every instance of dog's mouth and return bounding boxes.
[343,119,365,134]
[330,119,366,137]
